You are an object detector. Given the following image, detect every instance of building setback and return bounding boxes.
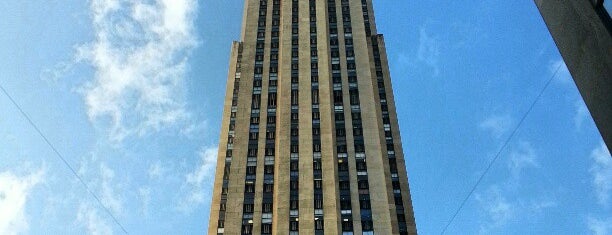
[208,0,418,234]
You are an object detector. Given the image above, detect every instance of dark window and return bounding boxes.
[313,160,322,170]
[263,203,272,213]
[261,224,272,234]
[246,166,256,175]
[290,180,299,190]
[314,179,322,189]
[340,180,350,190]
[242,224,253,235]
[314,198,323,209]
[252,94,261,109]
[290,221,299,231]
[245,184,255,193]
[342,221,353,231]
[264,165,274,174]
[290,199,299,209]
[268,93,277,107]
[312,89,319,104]
[291,161,299,171]
[315,219,324,230]
[244,203,254,213]
[334,91,343,104]
[264,183,274,192]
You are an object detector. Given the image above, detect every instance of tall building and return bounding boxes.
[208,0,418,234]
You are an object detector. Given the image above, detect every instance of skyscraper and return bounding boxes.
[208,0,417,234]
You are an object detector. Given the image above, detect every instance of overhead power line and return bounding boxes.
[0,84,128,234]
[440,62,564,234]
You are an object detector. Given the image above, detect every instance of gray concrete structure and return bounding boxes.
[534,0,612,151]
[208,0,417,234]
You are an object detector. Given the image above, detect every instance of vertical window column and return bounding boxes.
[309,1,324,234]
[329,1,355,234]
[241,1,268,234]
[289,0,300,233]
[217,44,243,235]
[374,39,407,235]
[261,1,281,234]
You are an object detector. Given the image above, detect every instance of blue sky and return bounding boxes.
[0,1,610,234]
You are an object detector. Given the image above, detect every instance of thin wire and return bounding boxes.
[0,84,129,234]
[440,63,564,234]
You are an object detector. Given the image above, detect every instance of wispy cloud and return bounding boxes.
[476,185,557,234]
[76,0,199,142]
[507,141,539,179]
[589,142,612,207]
[177,147,218,213]
[549,59,572,84]
[77,203,113,235]
[587,216,612,235]
[99,164,123,216]
[475,186,515,234]
[479,114,513,139]
[574,98,590,131]
[0,167,45,235]
[416,27,441,77]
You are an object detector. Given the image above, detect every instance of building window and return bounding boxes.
[290,221,299,231]
[314,198,323,209]
[340,180,350,190]
[291,144,300,153]
[315,219,324,230]
[244,203,254,213]
[314,179,322,189]
[342,221,353,231]
[312,89,319,104]
[264,165,274,174]
[242,224,253,234]
[291,161,299,171]
[314,160,322,170]
[267,115,276,124]
[338,161,348,171]
[358,180,369,189]
[312,112,320,120]
[291,90,299,105]
[262,224,272,234]
[247,166,257,175]
[290,199,299,209]
[268,93,277,107]
[245,184,255,193]
[290,180,299,190]
[263,203,272,213]
[334,91,343,104]
[360,196,371,209]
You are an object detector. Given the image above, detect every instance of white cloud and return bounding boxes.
[587,217,612,235]
[99,164,122,216]
[574,98,590,131]
[416,27,441,76]
[476,185,556,234]
[507,141,539,179]
[479,114,513,138]
[178,147,218,212]
[589,142,612,207]
[77,203,113,235]
[77,0,199,142]
[0,168,45,235]
[475,186,515,234]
